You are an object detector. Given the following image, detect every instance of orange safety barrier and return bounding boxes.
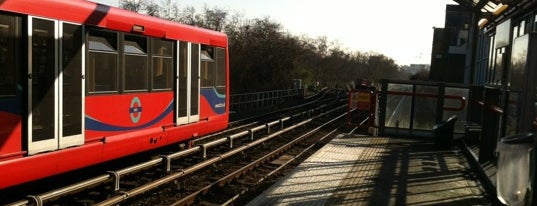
[348,89,376,128]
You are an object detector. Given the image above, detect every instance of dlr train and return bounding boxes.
[0,0,229,189]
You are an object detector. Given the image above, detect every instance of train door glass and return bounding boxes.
[60,22,84,148]
[190,44,200,122]
[28,17,57,154]
[28,17,84,155]
[177,42,188,124]
[176,42,199,124]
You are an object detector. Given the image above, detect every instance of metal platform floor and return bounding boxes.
[247,134,493,206]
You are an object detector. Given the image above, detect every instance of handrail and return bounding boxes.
[474,100,502,114]
[387,91,467,111]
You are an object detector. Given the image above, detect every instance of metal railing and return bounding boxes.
[230,88,304,113]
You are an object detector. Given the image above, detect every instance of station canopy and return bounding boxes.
[452,0,528,28]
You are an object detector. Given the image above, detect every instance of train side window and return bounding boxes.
[215,48,226,95]
[200,46,215,87]
[151,38,173,90]
[124,35,148,91]
[88,30,118,93]
[0,14,21,98]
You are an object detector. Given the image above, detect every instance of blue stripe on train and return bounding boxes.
[85,100,174,132]
[201,87,226,115]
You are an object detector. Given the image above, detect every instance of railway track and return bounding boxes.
[100,106,352,205]
[4,91,350,206]
[194,89,346,145]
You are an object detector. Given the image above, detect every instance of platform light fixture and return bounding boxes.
[478,18,489,29]
[492,3,508,16]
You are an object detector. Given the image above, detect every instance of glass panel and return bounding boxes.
[152,38,173,91]
[152,38,173,56]
[200,50,214,62]
[487,35,495,84]
[88,35,115,52]
[88,30,117,93]
[124,55,148,91]
[506,35,529,136]
[124,35,146,54]
[0,14,20,98]
[178,42,188,118]
[191,44,199,116]
[152,57,172,90]
[385,84,412,129]
[88,52,118,92]
[216,48,226,92]
[32,18,56,142]
[494,48,505,85]
[520,20,526,35]
[201,47,215,87]
[62,23,83,137]
[124,35,147,91]
[510,35,529,91]
[124,41,146,54]
[412,85,437,130]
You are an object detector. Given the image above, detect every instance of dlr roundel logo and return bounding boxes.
[129,97,142,124]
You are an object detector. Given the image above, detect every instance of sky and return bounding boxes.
[91,0,456,66]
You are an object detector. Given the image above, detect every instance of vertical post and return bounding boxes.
[479,87,501,163]
[378,79,388,136]
[409,84,417,135]
[436,82,446,125]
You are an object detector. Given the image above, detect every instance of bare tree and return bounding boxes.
[160,0,180,21]
[119,1,405,92]
[145,1,160,17]
[201,6,227,31]
[119,0,144,12]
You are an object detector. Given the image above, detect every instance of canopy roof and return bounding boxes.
[452,0,533,28]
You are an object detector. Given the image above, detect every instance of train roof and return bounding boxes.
[0,0,228,48]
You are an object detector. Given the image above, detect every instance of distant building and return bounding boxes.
[402,64,430,75]
[429,4,472,84]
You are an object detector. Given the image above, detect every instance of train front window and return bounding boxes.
[152,38,173,90]
[88,30,118,93]
[201,46,215,87]
[124,35,148,91]
[216,48,226,95]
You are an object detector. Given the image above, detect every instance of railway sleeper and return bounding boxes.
[269,154,295,166]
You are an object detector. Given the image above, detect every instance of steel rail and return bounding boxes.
[173,112,351,206]
[94,107,345,205]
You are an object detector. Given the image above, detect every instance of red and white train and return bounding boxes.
[0,0,229,189]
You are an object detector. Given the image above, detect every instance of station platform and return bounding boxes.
[247,134,494,205]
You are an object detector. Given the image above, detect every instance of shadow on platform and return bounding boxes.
[247,135,494,206]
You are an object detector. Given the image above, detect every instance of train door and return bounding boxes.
[177,42,200,124]
[27,17,84,155]
[0,13,23,156]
